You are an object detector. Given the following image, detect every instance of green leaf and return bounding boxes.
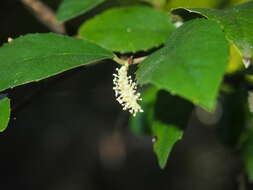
[0,33,115,92]
[78,6,175,53]
[180,1,253,58]
[136,19,229,111]
[130,89,193,168]
[141,0,167,9]
[152,91,193,168]
[0,97,11,132]
[166,0,221,9]
[226,0,250,7]
[152,121,183,168]
[57,0,104,22]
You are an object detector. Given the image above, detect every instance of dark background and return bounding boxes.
[0,1,244,190]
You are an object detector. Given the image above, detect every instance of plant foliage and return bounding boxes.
[1,0,253,178]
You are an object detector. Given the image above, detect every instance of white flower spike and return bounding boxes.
[113,63,143,116]
[7,37,13,43]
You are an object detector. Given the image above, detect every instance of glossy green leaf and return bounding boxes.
[180,1,253,58]
[78,6,175,53]
[0,97,11,132]
[152,91,193,168]
[136,19,229,111]
[57,0,104,22]
[0,33,114,92]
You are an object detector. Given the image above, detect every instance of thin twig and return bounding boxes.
[114,56,147,66]
[132,56,147,64]
[127,56,147,65]
[20,0,66,34]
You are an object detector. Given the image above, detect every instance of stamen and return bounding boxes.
[113,63,143,116]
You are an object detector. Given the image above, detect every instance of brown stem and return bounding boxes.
[20,0,66,34]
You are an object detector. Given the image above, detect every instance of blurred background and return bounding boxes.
[0,0,250,190]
